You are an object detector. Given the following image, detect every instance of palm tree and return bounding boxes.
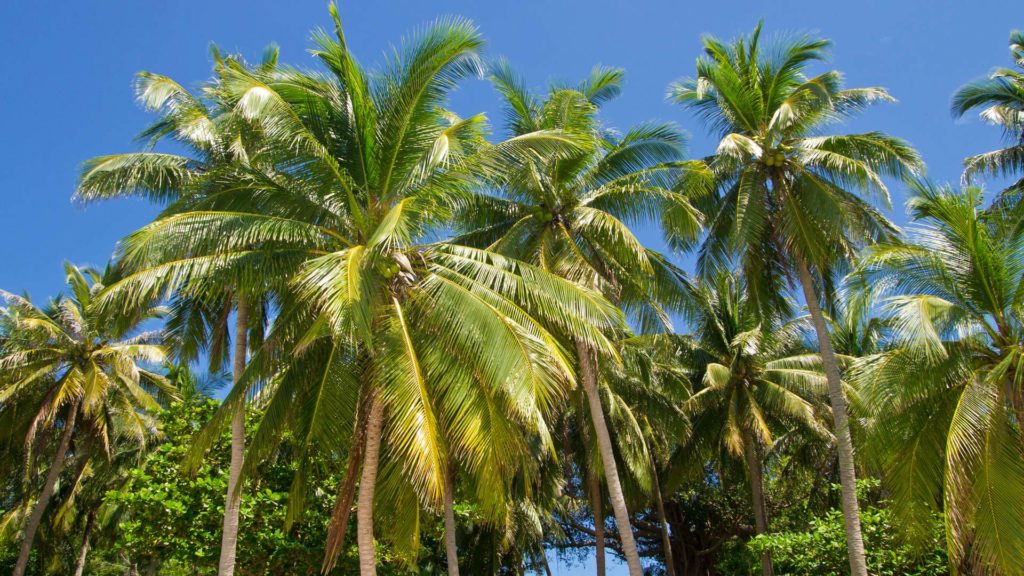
[668,24,922,576]
[676,273,830,576]
[952,31,1024,206]
[0,263,172,576]
[456,61,706,575]
[600,334,691,576]
[852,182,1024,575]
[92,7,624,575]
[76,48,279,576]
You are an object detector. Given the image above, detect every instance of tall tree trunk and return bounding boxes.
[743,430,773,576]
[589,472,606,576]
[652,470,677,576]
[357,395,385,576]
[145,556,158,576]
[72,508,96,576]
[575,339,643,576]
[443,463,460,576]
[218,300,249,576]
[13,401,79,576]
[796,259,868,576]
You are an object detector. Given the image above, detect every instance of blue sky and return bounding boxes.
[0,1,1017,573]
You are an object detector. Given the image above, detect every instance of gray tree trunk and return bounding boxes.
[575,339,643,576]
[443,464,460,576]
[72,508,96,576]
[590,472,606,576]
[217,300,249,576]
[796,259,868,576]
[652,470,677,576]
[14,401,79,576]
[357,396,385,576]
[743,430,773,576]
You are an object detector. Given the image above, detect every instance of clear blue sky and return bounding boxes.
[0,1,1016,573]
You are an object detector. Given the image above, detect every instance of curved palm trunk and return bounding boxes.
[796,259,868,576]
[443,464,460,576]
[589,472,606,576]
[575,339,644,576]
[742,431,773,576]
[72,508,96,576]
[652,470,677,576]
[322,416,365,572]
[218,300,249,576]
[13,401,79,576]
[357,395,385,576]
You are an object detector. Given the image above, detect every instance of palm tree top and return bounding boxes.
[0,262,173,454]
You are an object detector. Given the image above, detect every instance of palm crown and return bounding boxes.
[0,263,171,453]
[952,30,1024,198]
[669,24,921,308]
[853,182,1024,574]
[458,61,708,332]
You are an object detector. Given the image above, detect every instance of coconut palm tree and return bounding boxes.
[852,182,1024,575]
[0,263,172,576]
[92,7,624,575]
[600,334,691,576]
[952,31,1024,207]
[676,273,830,576]
[668,24,922,576]
[76,48,280,576]
[456,61,707,576]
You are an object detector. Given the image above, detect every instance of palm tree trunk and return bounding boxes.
[443,462,460,576]
[589,472,606,576]
[357,395,385,576]
[652,469,677,576]
[13,401,79,576]
[72,508,96,576]
[322,416,365,572]
[539,545,553,576]
[575,339,644,576]
[796,258,868,576]
[743,430,773,576]
[218,299,249,576]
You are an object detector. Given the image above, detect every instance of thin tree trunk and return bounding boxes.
[145,556,158,576]
[796,258,868,576]
[357,395,385,576]
[575,339,643,576]
[218,300,249,576]
[72,508,96,576]
[13,401,79,576]
[589,472,606,576]
[443,463,460,576]
[743,430,773,576]
[652,470,677,576]
[539,545,553,576]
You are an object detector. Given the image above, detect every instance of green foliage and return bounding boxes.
[104,399,352,575]
[744,483,948,576]
[10,8,1024,576]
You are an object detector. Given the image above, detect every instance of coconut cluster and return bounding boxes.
[762,151,786,167]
